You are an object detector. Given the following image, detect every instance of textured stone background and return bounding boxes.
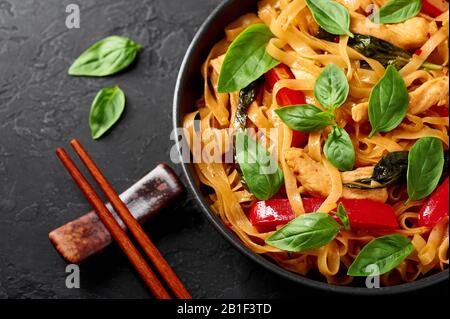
[0,0,448,299]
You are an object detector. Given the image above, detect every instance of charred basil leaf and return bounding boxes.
[316,27,338,42]
[350,34,411,70]
[314,64,349,110]
[368,66,409,137]
[324,125,355,171]
[266,213,341,252]
[89,86,126,139]
[347,234,414,276]
[69,36,141,76]
[407,137,444,201]
[317,31,442,71]
[345,150,449,189]
[233,80,262,190]
[371,0,422,24]
[275,105,335,132]
[305,0,353,37]
[345,151,408,189]
[218,24,280,93]
[234,79,262,130]
[369,151,409,186]
[235,132,283,200]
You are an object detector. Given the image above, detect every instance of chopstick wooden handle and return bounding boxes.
[55,148,171,299]
[70,139,192,299]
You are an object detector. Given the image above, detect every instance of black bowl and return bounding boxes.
[173,0,449,295]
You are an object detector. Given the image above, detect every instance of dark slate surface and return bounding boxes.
[0,0,448,299]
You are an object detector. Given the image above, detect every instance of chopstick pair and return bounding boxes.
[56,139,191,299]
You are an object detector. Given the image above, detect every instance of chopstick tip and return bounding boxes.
[70,138,80,146]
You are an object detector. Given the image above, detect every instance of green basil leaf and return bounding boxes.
[275,105,334,132]
[218,24,280,93]
[347,234,414,276]
[89,86,126,139]
[371,0,422,24]
[335,203,350,230]
[266,213,341,252]
[69,36,141,76]
[235,132,283,200]
[368,65,409,137]
[324,125,355,171]
[305,0,353,37]
[407,137,444,201]
[314,64,349,110]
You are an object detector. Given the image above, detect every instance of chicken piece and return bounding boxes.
[342,187,388,202]
[357,0,390,10]
[341,166,374,182]
[351,17,437,50]
[337,0,391,12]
[352,102,369,122]
[285,148,331,197]
[352,77,449,122]
[341,167,388,202]
[285,148,388,202]
[409,77,449,115]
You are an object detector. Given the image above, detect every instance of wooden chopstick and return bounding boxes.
[56,147,171,299]
[68,139,191,299]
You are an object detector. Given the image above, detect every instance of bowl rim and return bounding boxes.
[172,0,449,295]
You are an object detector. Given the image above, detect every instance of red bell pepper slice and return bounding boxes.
[250,198,399,230]
[422,0,448,18]
[335,199,398,230]
[250,199,296,228]
[429,105,449,117]
[291,130,308,149]
[418,177,449,227]
[265,64,308,147]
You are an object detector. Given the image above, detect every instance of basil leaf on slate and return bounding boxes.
[305,0,353,37]
[235,132,284,200]
[347,234,414,276]
[275,105,334,132]
[407,137,444,201]
[324,125,355,171]
[335,203,350,230]
[266,213,341,252]
[371,0,422,25]
[89,86,125,139]
[314,64,349,110]
[218,24,280,93]
[69,36,141,76]
[368,65,408,137]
